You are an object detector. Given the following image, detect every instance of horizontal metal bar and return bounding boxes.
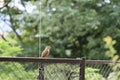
[0,57,119,64]
[86,60,120,64]
[0,57,83,63]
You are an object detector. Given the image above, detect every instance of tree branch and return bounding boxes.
[6,5,24,44]
[1,35,7,41]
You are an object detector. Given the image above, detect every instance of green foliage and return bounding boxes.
[107,72,120,80]
[103,36,117,59]
[103,36,120,80]
[0,62,38,80]
[85,67,105,80]
[1,0,120,59]
[0,40,22,56]
[39,0,120,59]
[0,0,120,79]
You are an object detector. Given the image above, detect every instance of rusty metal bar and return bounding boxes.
[79,58,85,80]
[0,57,83,63]
[85,60,119,64]
[0,57,119,64]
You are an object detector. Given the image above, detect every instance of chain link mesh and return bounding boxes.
[85,61,120,80]
[43,63,80,80]
[0,58,84,80]
[0,62,38,80]
[0,58,120,80]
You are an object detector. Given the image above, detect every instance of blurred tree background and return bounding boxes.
[0,0,120,60]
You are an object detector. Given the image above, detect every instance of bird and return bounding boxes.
[41,46,51,58]
[38,46,51,79]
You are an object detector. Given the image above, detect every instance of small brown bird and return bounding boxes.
[41,46,51,57]
[38,46,51,79]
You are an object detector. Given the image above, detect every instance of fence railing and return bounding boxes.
[0,57,119,80]
[0,57,85,80]
[85,60,120,80]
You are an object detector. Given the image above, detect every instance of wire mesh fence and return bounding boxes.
[39,63,80,80]
[0,62,38,80]
[0,57,85,80]
[0,57,120,80]
[85,60,120,80]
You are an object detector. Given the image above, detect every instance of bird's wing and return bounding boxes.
[41,50,49,57]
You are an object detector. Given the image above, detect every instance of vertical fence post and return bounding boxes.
[38,62,44,80]
[79,58,85,80]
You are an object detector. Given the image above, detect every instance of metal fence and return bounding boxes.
[0,57,119,80]
[0,57,85,80]
[85,60,114,80]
